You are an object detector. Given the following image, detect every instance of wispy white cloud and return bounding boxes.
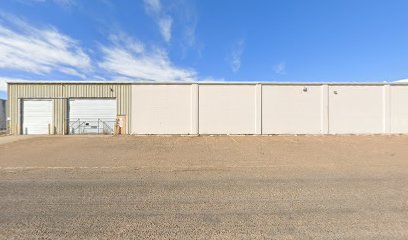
[108,32,144,53]
[144,0,173,43]
[158,16,173,43]
[98,33,197,81]
[395,78,408,82]
[20,0,78,8]
[199,76,225,82]
[0,77,27,93]
[0,10,217,89]
[144,0,161,13]
[184,23,196,48]
[273,62,286,75]
[0,13,91,78]
[158,17,173,43]
[228,38,245,73]
[171,0,199,57]
[0,79,7,93]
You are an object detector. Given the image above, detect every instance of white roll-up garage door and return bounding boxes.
[69,99,116,134]
[22,100,53,135]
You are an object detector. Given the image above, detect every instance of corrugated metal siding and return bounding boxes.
[8,84,18,135]
[53,98,67,134]
[8,83,132,135]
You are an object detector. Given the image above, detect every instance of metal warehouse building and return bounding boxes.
[7,81,408,135]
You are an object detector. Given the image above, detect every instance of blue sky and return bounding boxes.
[1,0,408,99]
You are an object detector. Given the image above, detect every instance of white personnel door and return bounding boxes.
[69,99,117,134]
[22,100,53,134]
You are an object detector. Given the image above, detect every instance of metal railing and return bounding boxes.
[68,118,116,135]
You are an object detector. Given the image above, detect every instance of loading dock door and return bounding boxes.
[69,99,117,134]
[22,100,52,134]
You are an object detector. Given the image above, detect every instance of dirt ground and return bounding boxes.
[1,135,408,239]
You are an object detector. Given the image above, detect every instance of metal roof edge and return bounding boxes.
[6,80,408,85]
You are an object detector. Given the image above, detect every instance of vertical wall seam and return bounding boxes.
[383,84,391,134]
[321,84,329,134]
[255,84,262,135]
[190,84,199,135]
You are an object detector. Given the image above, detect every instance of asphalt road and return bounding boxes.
[1,136,408,239]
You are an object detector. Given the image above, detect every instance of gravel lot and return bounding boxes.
[1,135,408,239]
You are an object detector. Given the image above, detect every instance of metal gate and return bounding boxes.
[68,99,117,135]
[68,118,116,134]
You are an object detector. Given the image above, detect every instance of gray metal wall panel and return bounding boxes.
[0,99,6,130]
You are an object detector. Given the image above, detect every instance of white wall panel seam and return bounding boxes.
[191,84,199,134]
[255,84,262,135]
[383,85,390,134]
[321,84,329,134]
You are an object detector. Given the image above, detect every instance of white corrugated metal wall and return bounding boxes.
[199,85,257,134]
[390,86,408,133]
[328,85,384,134]
[262,85,323,134]
[131,83,408,135]
[132,85,193,134]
